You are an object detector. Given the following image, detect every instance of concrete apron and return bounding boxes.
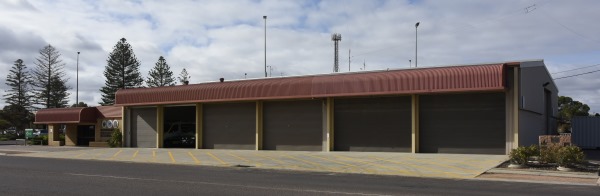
[14,148,507,179]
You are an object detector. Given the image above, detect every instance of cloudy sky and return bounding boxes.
[1,0,599,112]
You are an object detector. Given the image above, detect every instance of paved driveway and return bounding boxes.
[7,147,507,179]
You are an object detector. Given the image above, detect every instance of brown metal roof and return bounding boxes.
[34,107,98,124]
[96,106,122,118]
[115,63,507,106]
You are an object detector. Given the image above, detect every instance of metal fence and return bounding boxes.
[572,116,600,149]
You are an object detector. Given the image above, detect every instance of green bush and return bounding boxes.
[540,145,561,164]
[108,128,122,148]
[509,145,539,165]
[59,133,65,141]
[557,146,585,167]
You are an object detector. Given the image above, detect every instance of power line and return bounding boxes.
[553,69,600,80]
[551,63,600,74]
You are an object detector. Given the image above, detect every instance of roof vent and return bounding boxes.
[219,78,224,82]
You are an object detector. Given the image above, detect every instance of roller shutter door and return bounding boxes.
[263,100,322,151]
[334,97,412,152]
[203,102,255,149]
[419,93,505,154]
[131,108,157,148]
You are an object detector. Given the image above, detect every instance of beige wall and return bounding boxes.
[95,118,123,142]
[65,124,77,146]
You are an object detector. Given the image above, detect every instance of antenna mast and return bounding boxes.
[331,33,342,72]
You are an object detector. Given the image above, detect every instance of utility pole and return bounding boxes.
[76,51,80,106]
[415,22,420,67]
[348,49,351,72]
[263,15,267,77]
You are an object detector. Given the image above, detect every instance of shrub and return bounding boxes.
[540,145,561,164]
[108,128,122,148]
[509,145,539,165]
[557,146,585,167]
[59,133,65,141]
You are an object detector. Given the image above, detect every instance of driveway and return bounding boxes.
[3,146,507,179]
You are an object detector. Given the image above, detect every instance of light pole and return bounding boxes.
[409,59,412,67]
[76,51,80,107]
[415,22,420,67]
[263,15,267,77]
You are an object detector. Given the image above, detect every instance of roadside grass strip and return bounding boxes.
[206,152,227,165]
[188,151,201,165]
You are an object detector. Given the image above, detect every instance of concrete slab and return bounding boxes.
[8,146,507,179]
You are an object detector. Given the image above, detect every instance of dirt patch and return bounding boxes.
[479,173,598,185]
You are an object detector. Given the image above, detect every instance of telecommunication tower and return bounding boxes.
[331,33,342,72]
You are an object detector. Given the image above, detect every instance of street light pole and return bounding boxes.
[415,22,420,68]
[76,51,80,107]
[263,15,267,77]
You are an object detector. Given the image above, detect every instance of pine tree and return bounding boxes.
[99,38,144,105]
[146,56,176,87]
[31,44,70,108]
[178,68,191,85]
[3,59,34,133]
[4,59,33,109]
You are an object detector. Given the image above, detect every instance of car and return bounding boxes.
[33,129,48,137]
[164,122,195,148]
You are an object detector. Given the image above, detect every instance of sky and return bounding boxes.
[0,0,599,112]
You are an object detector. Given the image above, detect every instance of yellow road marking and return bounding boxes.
[333,155,412,176]
[206,152,226,165]
[92,150,105,159]
[131,150,139,160]
[168,151,176,163]
[371,157,467,178]
[285,155,335,171]
[188,152,201,164]
[109,149,123,160]
[226,153,260,166]
[305,154,377,173]
[254,153,286,164]
[152,150,156,162]
[73,152,86,158]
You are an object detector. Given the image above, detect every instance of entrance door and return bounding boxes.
[77,125,95,146]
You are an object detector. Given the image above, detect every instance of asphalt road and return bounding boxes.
[0,156,598,196]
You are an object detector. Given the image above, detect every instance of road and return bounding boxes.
[0,155,597,196]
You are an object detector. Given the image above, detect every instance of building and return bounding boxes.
[34,60,557,155]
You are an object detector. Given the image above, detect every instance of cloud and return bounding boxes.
[0,0,600,111]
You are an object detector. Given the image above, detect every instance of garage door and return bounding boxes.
[263,100,323,151]
[203,102,255,149]
[131,108,157,148]
[334,97,412,152]
[419,93,505,154]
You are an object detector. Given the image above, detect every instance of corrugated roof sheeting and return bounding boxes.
[115,64,506,106]
[34,107,98,124]
[96,106,122,118]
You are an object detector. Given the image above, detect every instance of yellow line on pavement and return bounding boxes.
[110,149,123,160]
[206,152,226,165]
[188,152,201,164]
[305,154,357,168]
[226,153,259,166]
[285,155,335,171]
[333,155,412,176]
[73,152,86,158]
[405,157,478,173]
[131,150,139,160]
[152,150,156,162]
[254,153,286,164]
[168,151,176,163]
[371,157,466,178]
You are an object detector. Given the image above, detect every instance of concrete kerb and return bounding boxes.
[486,168,599,179]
